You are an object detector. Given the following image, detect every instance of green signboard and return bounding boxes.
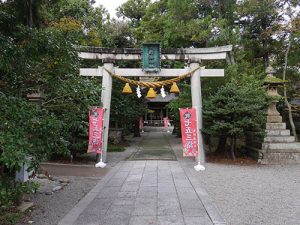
[142,43,160,72]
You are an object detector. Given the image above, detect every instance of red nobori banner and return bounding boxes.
[139,117,144,130]
[163,117,169,128]
[179,108,198,157]
[88,108,104,154]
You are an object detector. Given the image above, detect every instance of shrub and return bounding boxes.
[0,176,39,208]
[203,76,269,159]
[0,95,68,172]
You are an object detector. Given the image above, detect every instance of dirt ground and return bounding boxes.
[206,151,258,166]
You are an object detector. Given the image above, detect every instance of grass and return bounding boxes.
[107,143,126,152]
[0,208,22,225]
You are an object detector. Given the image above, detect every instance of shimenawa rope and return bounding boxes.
[103,67,201,88]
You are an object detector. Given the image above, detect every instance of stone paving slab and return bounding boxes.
[58,159,226,225]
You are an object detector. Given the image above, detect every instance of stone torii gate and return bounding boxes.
[79,45,233,163]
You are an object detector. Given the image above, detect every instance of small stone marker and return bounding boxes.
[52,185,62,192]
[17,201,34,212]
[59,178,70,184]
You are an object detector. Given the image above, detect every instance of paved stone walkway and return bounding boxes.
[131,132,176,160]
[58,132,226,225]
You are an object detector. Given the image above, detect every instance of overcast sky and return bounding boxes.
[94,0,127,18]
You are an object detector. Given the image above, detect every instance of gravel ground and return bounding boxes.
[168,133,300,225]
[17,176,99,225]
[196,163,300,225]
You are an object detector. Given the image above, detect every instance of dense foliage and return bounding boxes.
[0,25,103,169]
[203,77,269,159]
[0,176,38,208]
[0,1,148,198]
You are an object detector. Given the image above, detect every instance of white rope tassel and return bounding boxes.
[160,86,166,98]
[136,86,142,98]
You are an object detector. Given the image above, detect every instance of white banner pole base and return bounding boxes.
[95,152,106,168]
[194,162,205,171]
[95,159,106,168]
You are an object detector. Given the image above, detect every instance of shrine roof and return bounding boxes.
[147,93,177,103]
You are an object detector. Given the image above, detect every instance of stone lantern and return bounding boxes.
[16,91,45,182]
[264,66,284,123]
[246,66,300,164]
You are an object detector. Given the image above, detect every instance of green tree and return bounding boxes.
[274,2,300,140]
[203,77,268,160]
[237,0,283,68]
[0,25,102,169]
[116,0,151,45]
[0,0,109,211]
[117,0,151,24]
[110,80,147,136]
[0,95,65,172]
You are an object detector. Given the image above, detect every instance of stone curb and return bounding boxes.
[57,161,124,225]
[41,162,98,168]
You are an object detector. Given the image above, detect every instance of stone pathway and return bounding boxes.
[58,132,226,225]
[131,132,176,160]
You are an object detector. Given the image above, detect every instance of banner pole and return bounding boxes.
[194,106,205,171]
[95,108,107,168]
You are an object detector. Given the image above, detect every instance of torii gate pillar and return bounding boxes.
[190,63,205,163]
[101,62,113,162]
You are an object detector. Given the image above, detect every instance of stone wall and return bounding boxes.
[108,128,124,144]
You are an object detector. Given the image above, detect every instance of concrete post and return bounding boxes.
[100,63,113,162]
[190,63,205,163]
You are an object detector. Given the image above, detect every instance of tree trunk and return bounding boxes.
[216,136,227,152]
[27,0,34,27]
[230,136,236,161]
[133,119,140,137]
[262,40,269,69]
[0,165,4,176]
[172,119,181,136]
[205,134,212,152]
[233,136,237,158]
[283,32,298,141]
